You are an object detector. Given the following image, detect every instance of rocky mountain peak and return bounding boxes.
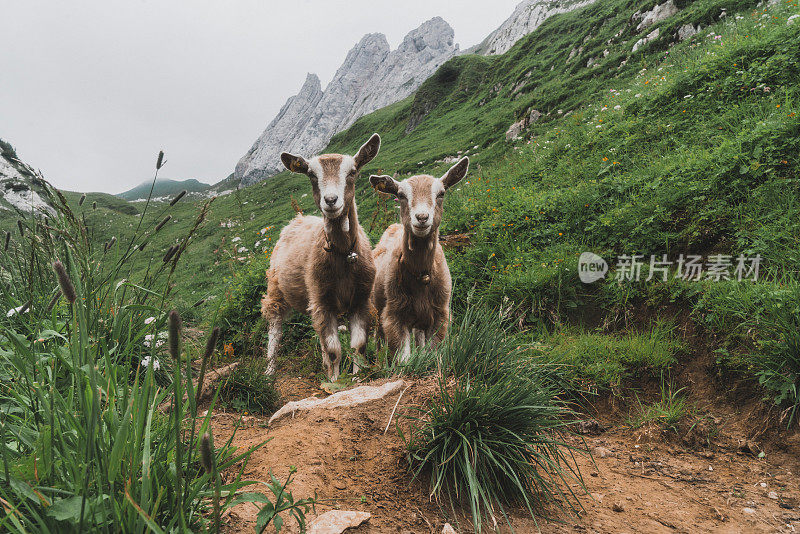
[468,0,596,56]
[234,18,457,186]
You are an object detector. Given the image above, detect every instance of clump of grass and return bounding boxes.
[538,320,686,394]
[756,304,800,427]
[403,305,585,532]
[629,379,692,432]
[219,358,281,415]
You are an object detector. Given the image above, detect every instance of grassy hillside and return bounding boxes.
[117,178,210,201]
[40,0,800,414]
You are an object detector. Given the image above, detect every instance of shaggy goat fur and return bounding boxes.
[369,156,468,362]
[262,134,380,380]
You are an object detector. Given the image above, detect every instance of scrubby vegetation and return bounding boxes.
[0,172,312,532]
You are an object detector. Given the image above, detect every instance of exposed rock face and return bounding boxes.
[632,28,661,53]
[633,0,679,32]
[677,23,699,40]
[235,18,457,185]
[505,108,542,140]
[0,140,54,216]
[468,0,597,56]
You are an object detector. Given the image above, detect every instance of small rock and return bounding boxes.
[594,446,615,458]
[768,491,779,500]
[760,482,767,488]
[576,419,605,435]
[612,502,625,512]
[308,511,371,534]
[442,524,457,534]
[738,441,762,457]
[742,507,756,515]
[505,120,524,141]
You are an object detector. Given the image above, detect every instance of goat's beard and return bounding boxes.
[410,224,432,237]
[323,205,349,234]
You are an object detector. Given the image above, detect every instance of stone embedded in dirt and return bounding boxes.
[612,502,625,512]
[768,491,779,500]
[742,507,756,515]
[269,380,406,425]
[738,440,762,457]
[576,419,605,435]
[442,523,457,534]
[308,510,371,534]
[594,446,615,458]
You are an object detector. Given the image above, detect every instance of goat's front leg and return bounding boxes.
[413,328,426,350]
[383,313,411,366]
[261,281,288,376]
[349,306,370,374]
[266,317,283,375]
[312,308,341,381]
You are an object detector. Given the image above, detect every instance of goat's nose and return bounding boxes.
[324,194,338,207]
[415,213,429,223]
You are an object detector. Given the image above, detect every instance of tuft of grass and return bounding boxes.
[629,380,692,432]
[403,305,586,532]
[219,358,281,415]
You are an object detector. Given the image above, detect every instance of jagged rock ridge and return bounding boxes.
[235,17,458,185]
[467,0,597,56]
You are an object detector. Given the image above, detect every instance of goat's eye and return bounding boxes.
[437,191,445,199]
[396,192,406,201]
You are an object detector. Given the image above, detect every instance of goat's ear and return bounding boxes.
[280,152,309,174]
[369,174,399,195]
[441,156,469,189]
[354,133,381,169]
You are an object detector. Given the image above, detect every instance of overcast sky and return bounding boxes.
[0,0,520,194]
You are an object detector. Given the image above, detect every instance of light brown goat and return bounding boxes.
[369,156,468,362]
[261,134,380,380]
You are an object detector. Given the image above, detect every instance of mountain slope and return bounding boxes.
[117,178,210,201]
[467,0,598,55]
[234,17,458,186]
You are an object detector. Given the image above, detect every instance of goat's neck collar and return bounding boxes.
[399,228,437,285]
[323,202,358,256]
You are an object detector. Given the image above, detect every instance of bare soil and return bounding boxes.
[209,365,800,534]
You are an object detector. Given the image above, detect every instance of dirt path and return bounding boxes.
[212,376,800,533]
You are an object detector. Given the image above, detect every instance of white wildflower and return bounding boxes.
[141,356,161,370]
[6,305,28,318]
[144,316,156,325]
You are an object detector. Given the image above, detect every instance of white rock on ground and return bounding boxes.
[308,510,371,534]
[268,380,405,425]
[442,523,457,534]
[632,28,661,53]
